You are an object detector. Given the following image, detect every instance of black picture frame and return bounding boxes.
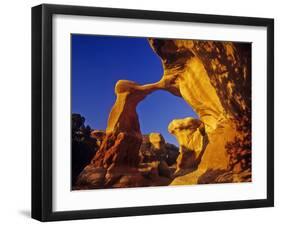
[32,3,274,222]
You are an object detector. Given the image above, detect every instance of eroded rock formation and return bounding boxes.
[149,39,251,184]
[168,117,209,175]
[75,131,178,189]
[91,80,166,169]
[71,114,98,186]
[139,133,179,166]
[75,80,175,189]
[75,38,251,189]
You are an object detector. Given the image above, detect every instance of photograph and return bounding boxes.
[71,35,252,190]
[31,3,274,221]
[0,0,278,224]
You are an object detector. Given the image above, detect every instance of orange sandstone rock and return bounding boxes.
[149,39,251,184]
[92,79,166,169]
[76,38,251,189]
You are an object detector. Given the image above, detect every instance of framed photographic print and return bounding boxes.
[32,4,274,221]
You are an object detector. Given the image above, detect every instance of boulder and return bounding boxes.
[75,166,106,189]
[168,117,208,173]
[90,130,106,146]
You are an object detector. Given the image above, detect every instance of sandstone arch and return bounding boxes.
[76,38,251,189]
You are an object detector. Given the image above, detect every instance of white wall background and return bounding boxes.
[0,0,279,225]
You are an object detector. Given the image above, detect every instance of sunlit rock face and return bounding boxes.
[149,39,251,184]
[75,38,251,189]
[168,117,209,175]
[91,80,164,169]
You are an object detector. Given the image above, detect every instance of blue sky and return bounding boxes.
[71,34,197,145]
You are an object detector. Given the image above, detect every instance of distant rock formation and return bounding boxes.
[75,38,251,189]
[71,114,98,186]
[139,133,179,178]
[139,133,179,165]
[90,130,105,147]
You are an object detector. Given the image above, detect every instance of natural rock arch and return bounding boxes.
[76,38,252,189]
